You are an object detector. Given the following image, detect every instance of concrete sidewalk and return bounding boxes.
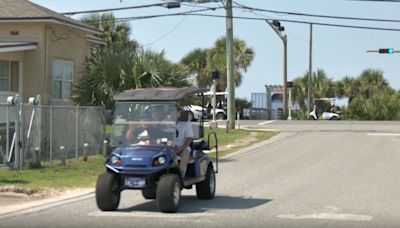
[0,188,94,216]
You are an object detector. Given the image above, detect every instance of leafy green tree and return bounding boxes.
[292,69,335,110]
[357,69,389,99]
[81,13,137,50]
[235,98,252,113]
[180,48,209,87]
[347,89,400,120]
[72,48,189,109]
[181,37,255,91]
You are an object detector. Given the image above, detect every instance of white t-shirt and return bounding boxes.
[176,121,194,152]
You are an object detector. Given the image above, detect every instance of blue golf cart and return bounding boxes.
[96,87,218,213]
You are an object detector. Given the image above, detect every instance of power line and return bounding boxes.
[232,1,400,24]
[75,5,400,32]
[173,13,400,32]
[63,2,179,15]
[141,4,197,47]
[348,0,400,2]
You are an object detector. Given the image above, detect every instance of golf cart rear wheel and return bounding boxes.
[216,113,225,120]
[142,188,156,199]
[196,165,216,199]
[156,174,181,213]
[96,172,120,211]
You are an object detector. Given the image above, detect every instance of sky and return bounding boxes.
[32,0,400,100]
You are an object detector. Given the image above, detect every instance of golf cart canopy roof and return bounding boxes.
[114,87,209,102]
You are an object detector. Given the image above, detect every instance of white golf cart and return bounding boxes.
[308,98,341,120]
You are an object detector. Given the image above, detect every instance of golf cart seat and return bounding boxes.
[176,140,207,164]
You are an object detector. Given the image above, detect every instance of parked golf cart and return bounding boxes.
[308,98,341,120]
[96,87,219,213]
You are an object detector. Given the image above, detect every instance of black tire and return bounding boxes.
[216,113,225,120]
[330,116,338,120]
[156,174,181,213]
[196,165,216,199]
[95,172,120,211]
[142,188,156,199]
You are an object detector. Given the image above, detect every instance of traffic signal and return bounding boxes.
[379,48,394,54]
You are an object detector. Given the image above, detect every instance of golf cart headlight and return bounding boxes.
[158,156,166,165]
[153,156,166,166]
[111,155,122,166]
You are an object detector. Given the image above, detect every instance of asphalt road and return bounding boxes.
[1,122,400,228]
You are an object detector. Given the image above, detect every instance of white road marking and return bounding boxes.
[367,133,400,137]
[257,121,276,125]
[88,211,215,219]
[277,213,373,222]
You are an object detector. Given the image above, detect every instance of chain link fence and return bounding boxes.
[0,97,105,169]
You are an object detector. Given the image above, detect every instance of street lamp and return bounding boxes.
[265,20,288,120]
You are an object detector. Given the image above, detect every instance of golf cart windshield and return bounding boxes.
[110,102,177,147]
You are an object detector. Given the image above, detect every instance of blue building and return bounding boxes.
[251,85,299,120]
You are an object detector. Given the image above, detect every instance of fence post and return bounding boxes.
[83,143,88,162]
[237,112,240,130]
[49,106,53,166]
[19,99,24,169]
[102,140,109,157]
[36,95,42,161]
[60,146,66,166]
[14,94,20,170]
[75,106,79,159]
[31,147,41,169]
[6,105,9,162]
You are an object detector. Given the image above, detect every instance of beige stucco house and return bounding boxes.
[0,0,103,105]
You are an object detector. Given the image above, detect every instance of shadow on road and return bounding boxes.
[118,195,272,214]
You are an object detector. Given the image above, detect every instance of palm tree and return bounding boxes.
[180,48,209,87]
[80,13,138,50]
[357,69,389,99]
[181,36,255,91]
[73,48,189,109]
[207,37,255,91]
[338,76,357,103]
[292,69,335,111]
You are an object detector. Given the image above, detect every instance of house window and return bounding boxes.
[52,58,73,99]
[0,60,19,92]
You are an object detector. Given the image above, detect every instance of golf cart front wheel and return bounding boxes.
[95,172,121,211]
[156,174,181,213]
[196,165,216,199]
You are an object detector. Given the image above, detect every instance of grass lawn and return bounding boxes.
[0,156,105,190]
[0,127,276,190]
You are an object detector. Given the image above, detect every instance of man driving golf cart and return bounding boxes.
[124,105,194,176]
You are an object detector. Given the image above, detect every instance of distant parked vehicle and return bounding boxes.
[308,98,341,120]
[185,105,226,121]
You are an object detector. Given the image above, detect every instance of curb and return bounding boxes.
[0,188,94,217]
